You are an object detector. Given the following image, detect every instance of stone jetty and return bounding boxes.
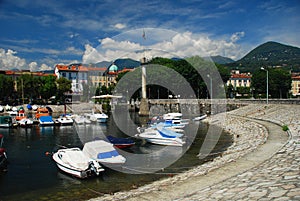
[89,104,300,201]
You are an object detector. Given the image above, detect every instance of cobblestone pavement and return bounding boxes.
[176,104,300,201]
[91,104,300,201]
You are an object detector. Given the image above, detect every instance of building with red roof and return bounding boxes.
[226,70,252,89]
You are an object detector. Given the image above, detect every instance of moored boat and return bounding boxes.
[39,116,54,126]
[0,134,8,171]
[193,114,207,121]
[106,135,135,149]
[0,116,12,128]
[55,115,74,126]
[18,118,34,127]
[93,113,108,123]
[35,107,50,119]
[135,128,185,147]
[83,140,126,165]
[52,147,104,179]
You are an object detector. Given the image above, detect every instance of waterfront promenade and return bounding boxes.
[91,104,300,200]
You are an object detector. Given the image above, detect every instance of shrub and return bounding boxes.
[282,125,289,131]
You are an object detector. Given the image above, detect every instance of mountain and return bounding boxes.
[93,61,112,67]
[228,41,300,71]
[206,55,235,64]
[87,58,141,70]
[114,58,141,69]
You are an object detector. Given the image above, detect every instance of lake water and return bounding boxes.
[0,112,232,201]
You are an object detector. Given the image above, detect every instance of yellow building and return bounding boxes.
[226,70,252,89]
[291,73,300,97]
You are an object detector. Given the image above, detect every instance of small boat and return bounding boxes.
[39,116,54,126]
[32,105,38,111]
[7,110,18,118]
[74,115,91,125]
[74,115,85,125]
[0,116,12,128]
[55,115,73,126]
[5,105,11,111]
[83,140,126,165]
[88,110,108,123]
[0,106,4,113]
[106,135,135,149]
[163,112,183,120]
[0,134,8,171]
[193,114,207,121]
[93,113,108,123]
[52,147,104,179]
[35,107,50,119]
[135,129,185,147]
[18,118,34,127]
[27,104,32,110]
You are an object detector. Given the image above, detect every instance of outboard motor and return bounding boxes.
[89,160,104,175]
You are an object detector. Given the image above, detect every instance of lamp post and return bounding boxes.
[261,67,268,105]
[207,74,212,99]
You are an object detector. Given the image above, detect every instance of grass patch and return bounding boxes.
[282,125,289,131]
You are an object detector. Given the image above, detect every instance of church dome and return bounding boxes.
[109,64,118,72]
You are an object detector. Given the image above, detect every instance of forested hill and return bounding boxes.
[227,41,300,72]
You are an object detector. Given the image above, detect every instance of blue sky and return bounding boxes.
[0,0,299,71]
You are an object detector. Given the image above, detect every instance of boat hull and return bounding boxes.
[142,137,184,146]
[54,160,89,178]
[52,149,104,179]
[0,154,8,171]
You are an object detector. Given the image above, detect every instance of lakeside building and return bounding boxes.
[291,73,300,97]
[54,63,135,96]
[54,64,88,95]
[226,70,252,89]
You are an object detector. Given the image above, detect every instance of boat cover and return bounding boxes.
[59,148,89,170]
[83,140,125,162]
[39,116,53,122]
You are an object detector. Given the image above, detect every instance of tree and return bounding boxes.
[252,68,291,98]
[0,75,14,102]
[56,77,71,102]
[41,75,57,99]
[16,74,43,102]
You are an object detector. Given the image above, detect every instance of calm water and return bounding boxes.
[0,112,232,201]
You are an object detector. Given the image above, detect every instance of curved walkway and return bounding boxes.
[91,104,300,201]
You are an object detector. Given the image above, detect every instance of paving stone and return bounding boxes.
[268,190,288,198]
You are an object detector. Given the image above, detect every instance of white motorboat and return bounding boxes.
[83,140,126,165]
[18,118,34,127]
[135,128,185,147]
[163,112,182,120]
[39,116,54,126]
[74,115,85,125]
[74,115,91,125]
[93,113,108,123]
[56,116,74,126]
[193,114,207,121]
[52,147,104,179]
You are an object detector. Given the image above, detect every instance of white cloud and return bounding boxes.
[0,48,26,69]
[230,31,245,43]
[114,23,126,29]
[82,44,108,64]
[40,63,52,71]
[29,61,38,71]
[82,30,248,62]
[0,48,56,71]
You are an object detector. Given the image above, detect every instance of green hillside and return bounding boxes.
[228,41,300,72]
